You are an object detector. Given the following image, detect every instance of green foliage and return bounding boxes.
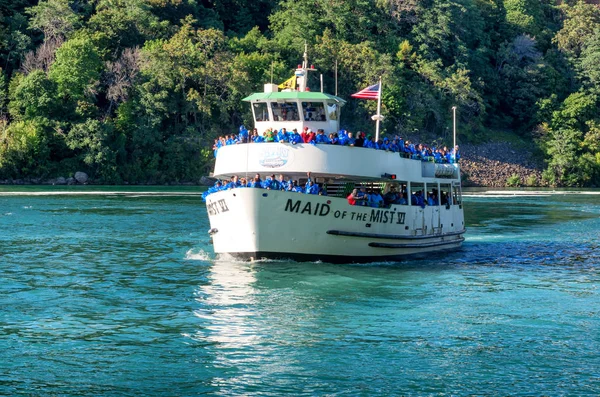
[8,70,57,120]
[506,173,520,186]
[26,0,81,40]
[0,0,595,185]
[49,34,103,104]
[0,118,50,177]
[525,174,537,186]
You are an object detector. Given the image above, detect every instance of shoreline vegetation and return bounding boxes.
[0,1,599,187]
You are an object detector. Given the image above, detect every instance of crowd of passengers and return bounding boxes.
[212,126,461,163]
[202,172,454,208]
[202,172,325,201]
[347,185,453,208]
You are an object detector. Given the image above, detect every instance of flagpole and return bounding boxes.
[452,106,457,163]
[375,76,382,142]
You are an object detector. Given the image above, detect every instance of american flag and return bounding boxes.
[351,83,380,100]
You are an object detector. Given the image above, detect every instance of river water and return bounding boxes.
[0,187,599,396]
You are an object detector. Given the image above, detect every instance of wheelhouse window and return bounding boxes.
[302,102,326,121]
[271,102,300,121]
[253,102,270,122]
[327,103,338,121]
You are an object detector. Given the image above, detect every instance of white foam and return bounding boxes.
[185,248,213,261]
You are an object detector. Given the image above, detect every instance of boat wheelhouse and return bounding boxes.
[205,48,465,263]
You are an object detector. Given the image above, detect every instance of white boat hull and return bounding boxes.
[206,188,465,263]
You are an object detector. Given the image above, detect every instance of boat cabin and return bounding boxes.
[243,85,346,134]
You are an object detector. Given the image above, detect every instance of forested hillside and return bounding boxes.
[0,0,598,186]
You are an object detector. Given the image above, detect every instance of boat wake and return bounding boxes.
[184,248,213,261]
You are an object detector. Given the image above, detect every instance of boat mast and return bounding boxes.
[296,42,316,92]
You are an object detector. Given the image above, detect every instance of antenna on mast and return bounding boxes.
[296,41,317,92]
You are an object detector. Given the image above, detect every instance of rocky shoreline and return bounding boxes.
[1,143,546,187]
[459,142,545,187]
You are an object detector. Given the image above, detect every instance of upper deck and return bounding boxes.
[213,143,460,183]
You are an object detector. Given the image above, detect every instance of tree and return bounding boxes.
[48,34,103,105]
[26,0,81,41]
[553,1,600,59]
[8,70,57,120]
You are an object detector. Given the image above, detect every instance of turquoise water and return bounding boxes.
[1,188,599,395]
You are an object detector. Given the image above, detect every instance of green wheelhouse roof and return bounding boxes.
[243,91,346,104]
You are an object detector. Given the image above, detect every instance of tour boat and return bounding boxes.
[205,49,465,263]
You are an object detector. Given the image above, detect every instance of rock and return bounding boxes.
[66,177,76,185]
[55,177,67,185]
[200,175,218,186]
[74,171,89,184]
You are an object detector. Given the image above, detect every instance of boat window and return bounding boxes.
[302,102,326,121]
[327,103,338,121]
[253,102,270,122]
[409,182,425,206]
[440,183,452,206]
[271,102,300,121]
[452,184,462,206]
[425,182,440,206]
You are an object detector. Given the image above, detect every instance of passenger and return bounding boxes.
[252,131,264,143]
[384,137,393,150]
[389,139,400,153]
[306,129,316,143]
[431,189,439,205]
[347,188,359,205]
[417,191,426,208]
[277,128,289,143]
[224,176,240,190]
[452,145,461,163]
[411,192,418,206]
[292,181,304,193]
[370,189,384,208]
[354,132,365,148]
[315,129,330,144]
[384,187,398,206]
[305,180,319,194]
[291,129,304,144]
[356,187,368,206]
[238,126,249,143]
[212,138,221,157]
[329,133,339,145]
[347,132,356,146]
[394,192,408,205]
[427,192,435,206]
[338,130,348,146]
[262,174,278,190]
[300,127,309,142]
[249,174,262,188]
[264,129,275,142]
[318,183,327,195]
[277,174,286,190]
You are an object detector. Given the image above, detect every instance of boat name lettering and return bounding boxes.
[285,199,330,216]
[350,209,405,224]
[207,199,229,216]
[284,199,405,224]
[258,146,292,168]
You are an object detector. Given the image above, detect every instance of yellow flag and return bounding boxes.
[278,76,296,90]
